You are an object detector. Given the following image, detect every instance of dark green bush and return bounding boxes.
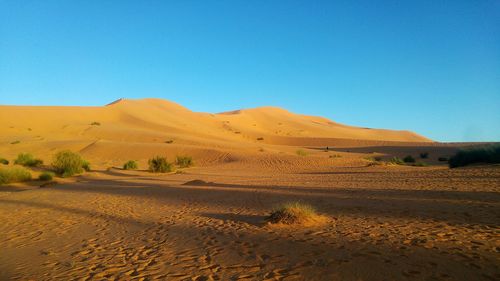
[148,156,173,173]
[0,166,31,184]
[52,150,88,177]
[123,160,138,170]
[403,155,416,163]
[0,158,9,165]
[38,172,54,181]
[419,152,429,159]
[449,144,500,168]
[175,156,193,168]
[14,153,43,167]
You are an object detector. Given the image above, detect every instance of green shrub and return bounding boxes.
[419,152,429,159]
[389,157,404,165]
[438,157,448,162]
[148,156,173,173]
[296,149,308,157]
[0,166,31,184]
[14,153,43,167]
[449,144,500,168]
[0,158,9,165]
[175,156,193,168]
[403,155,416,163]
[267,202,320,224]
[38,171,54,181]
[90,121,101,126]
[123,160,138,170]
[82,160,91,171]
[52,150,88,177]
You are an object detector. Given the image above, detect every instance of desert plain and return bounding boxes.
[0,98,498,281]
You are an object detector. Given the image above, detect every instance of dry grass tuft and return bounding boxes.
[267,202,325,225]
[0,166,32,184]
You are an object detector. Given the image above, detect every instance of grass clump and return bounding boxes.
[420,152,429,159]
[389,157,404,165]
[256,137,264,141]
[52,150,88,177]
[412,161,429,167]
[296,149,308,157]
[90,121,101,126]
[123,160,138,170]
[176,156,193,168]
[10,140,20,144]
[0,166,32,184]
[165,140,174,144]
[329,154,342,158]
[403,155,416,163]
[0,158,9,165]
[38,171,54,181]
[449,144,500,168]
[148,156,173,173]
[267,202,322,225]
[14,153,43,167]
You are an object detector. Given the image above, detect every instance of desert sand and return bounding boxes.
[0,98,498,281]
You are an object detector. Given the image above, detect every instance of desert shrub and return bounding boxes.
[412,161,429,167]
[11,140,20,144]
[449,144,500,168]
[267,202,320,225]
[403,155,416,163]
[389,157,404,165]
[0,166,31,184]
[0,158,9,165]
[123,160,138,170]
[419,152,429,159]
[329,154,342,158]
[438,157,448,162]
[176,156,193,168]
[14,153,43,167]
[90,121,101,126]
[256,137,264,141]
[148,156,173,173]
[374,156,383,161]
[38,171,54,181]
[52,150,88,177]
[82,160,91,171]
[296,149,308,156]
[165,140,174,144]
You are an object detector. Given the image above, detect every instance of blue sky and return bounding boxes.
[1,0,499,142]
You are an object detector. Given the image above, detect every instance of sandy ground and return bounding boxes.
[1,162,499,281]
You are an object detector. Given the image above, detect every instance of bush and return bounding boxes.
[82,160,91,171]
[412,161,429,167]
[329,154,342,158]
[10,140,20,144]
[296,149,308,156]
[90,121,101,126]
[389,157,404,165]
[123,160,138,170]
[148,156,173,173]
[165,140,174,144]
[420,152,429,159]
[449,144,500,168]
[0,166,32,184]
[438,157,448,162]
[14,153,43,167]
[0,158,9,165]
[256,137,264,141]
[374,156,383,161]
[403,155,416,163]
[38,171,54,181]
[267,202,321,225]
[52,150,88,177]
[176,156,193,168]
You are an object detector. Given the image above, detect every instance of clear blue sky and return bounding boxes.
[1,0,499,142]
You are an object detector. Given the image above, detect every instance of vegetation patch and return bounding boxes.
[10,140,20,145]
[38,171,54,181]
[0,158,9,165]
[90,121,101,126]
[14,153,43,167]
[403,155,416,163]
[256,137,264,141]
[148,156,174,173]
[420,152,429,159]
[329,154,342,158]
[176,156,193,168]
[0,166,32,184]
[165,140,174,144]
[267,202,325,225]
[449,144,500,168]
[388,157,404,165]
[296,149,308,157]
[123,160,138,170]
[438,157,448,162]
[52,150,88,177]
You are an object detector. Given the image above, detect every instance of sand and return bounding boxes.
[0,98,498,280]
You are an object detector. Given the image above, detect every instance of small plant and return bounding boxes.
[419,152,429,159]
[389,157,404,165]
[329,154,342,158]
[267,202,322,225]
[412,161,429,167]
[403,155,416,163]
[176,156,193,168]
[449,144,500,168]
[256,137,264,141]
[0,158,9,165]
[10,140,20,144]
[52,150,88,177]
[90,122,101,126]
[38,171,54,181]
[165,140,174,144]
[148,156,173,173]
[296,149,308,156]
[438,157,448,162]
[374,156,383,161]
[14,153,43,167]
[82,160,91,171]
[123,160,138,170]
[234,131,241,134]
[0,166,32,184]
